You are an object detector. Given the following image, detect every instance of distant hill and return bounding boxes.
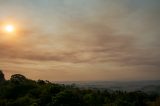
[56,80,160,94]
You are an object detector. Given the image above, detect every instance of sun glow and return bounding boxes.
[1,23,19,41]
[4,24,15,33]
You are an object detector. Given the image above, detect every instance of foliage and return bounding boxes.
[0,71,159,106]
[0,70,5,83]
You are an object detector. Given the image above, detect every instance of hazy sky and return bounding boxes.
[0,0,160,81]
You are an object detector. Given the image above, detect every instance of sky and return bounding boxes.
[0,0,160,81]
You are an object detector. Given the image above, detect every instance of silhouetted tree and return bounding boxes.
[0,70,5,83]
[10,74,27,83]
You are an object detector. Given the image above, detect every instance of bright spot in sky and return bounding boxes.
[4,25,14,33]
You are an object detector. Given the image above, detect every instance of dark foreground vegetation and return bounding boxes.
[0,70,160,106]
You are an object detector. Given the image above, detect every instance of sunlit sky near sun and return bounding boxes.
[4,25,14,32]
[0,0,160,81]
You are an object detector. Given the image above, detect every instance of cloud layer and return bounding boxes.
[0,0,160,81]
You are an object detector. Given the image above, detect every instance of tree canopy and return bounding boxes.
[0,70,159,106]
[0,70,5,83]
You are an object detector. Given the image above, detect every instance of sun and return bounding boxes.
[4,24,15,33]
[1,22,19,40]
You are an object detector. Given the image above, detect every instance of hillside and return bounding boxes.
[0,71,160,106]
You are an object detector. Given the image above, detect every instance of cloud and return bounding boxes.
[0,0,160,80]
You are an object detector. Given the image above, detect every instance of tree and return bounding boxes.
[52,90,82,106]
[10,74,27,83]
[0,70,5,83]
[0,72,159,106]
